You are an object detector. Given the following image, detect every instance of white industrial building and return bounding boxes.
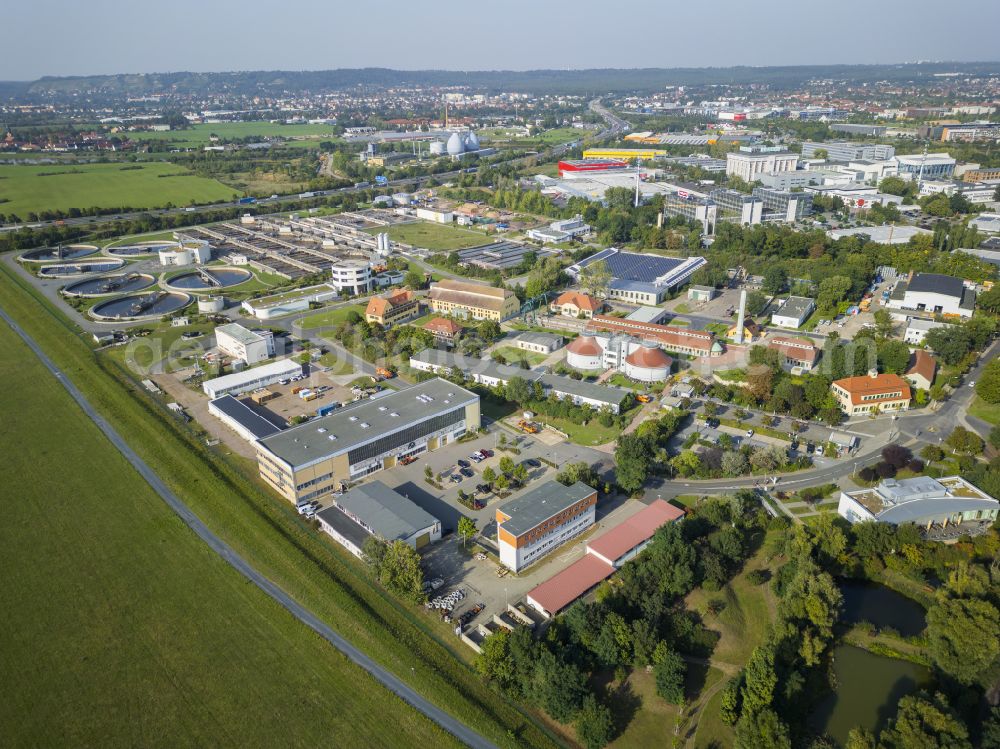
[726,150,798,181]
[903,317,954,345]
[208,395,285,443]
[887,272,976,318]
[838,476,998,537]
[241,284,340,320]
[202,358,303,399]
[526,215,591,243]
[158,241,212,266]
[771,296,815,329]
[415,207,454,224]
[329,259,374,295]
[215,322,275,365]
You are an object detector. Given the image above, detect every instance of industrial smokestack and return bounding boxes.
[734,288,747,344]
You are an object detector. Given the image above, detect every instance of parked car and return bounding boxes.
[469,453,484,463]
[806,442,815,454]
[745,429,755,438]
[523,458,541,468]
[476,483,491,494]
[480,449,494,458]
[399,455,417,466]
[457,459,471,468]
[450,474,462,483]
[460,467,474,478]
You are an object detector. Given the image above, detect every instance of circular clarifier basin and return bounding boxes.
[62,273,156,297]
[106,241,177,257]
[166,267,252,290]
[19,244,99,262]
[39,259,127,277]
[91,291,191,321]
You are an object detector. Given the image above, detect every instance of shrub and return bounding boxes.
[876,461,897,478]
[858,466,878,483]
[881,444,913,469]
[907,459,925,473]
[746,569,769,586]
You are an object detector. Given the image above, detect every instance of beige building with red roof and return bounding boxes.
[550,291,604,319]
[428,279,520,322]
[767,336,820,371]
[904,350,937,391]
[587,315,724,357]
[423,316,464,343]
[365,289,419,326]
[831,371,911,416]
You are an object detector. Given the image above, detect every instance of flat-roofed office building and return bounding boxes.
[496,480,597,572]
[256,378,480,503]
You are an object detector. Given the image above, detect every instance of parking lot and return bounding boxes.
[417,486,647,633]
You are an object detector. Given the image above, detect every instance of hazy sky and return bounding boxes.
[6,0,999,80]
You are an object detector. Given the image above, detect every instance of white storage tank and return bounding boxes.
[446,132,465,155]
[429,141,447,156]
[565,335,604,371]
[198,296,226,314]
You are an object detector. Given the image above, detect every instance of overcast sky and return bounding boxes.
[6,0,999,80]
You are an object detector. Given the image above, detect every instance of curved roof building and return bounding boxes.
[838,475,999,540]
[565,335,604,370]
[623,344,673,382]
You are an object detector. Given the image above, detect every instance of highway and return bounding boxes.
[0,301,499,749]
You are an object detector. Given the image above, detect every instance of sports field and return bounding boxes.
[0,162,238,217]
[125,122,342,148]
[0,313,459,747]
[366,221,489,251]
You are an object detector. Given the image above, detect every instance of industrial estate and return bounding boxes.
[4,44,1000,749]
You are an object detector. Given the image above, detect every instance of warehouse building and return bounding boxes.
[587,315,722,358]
[887,272,976,319]
[496,480,597,572]
[567,248,706,305]
[202,358,303,399]
[428,279,520,321]
[256,378,480,504]
[208,395,286,442]
[316,481,441,557]
[525,499,684,618]
[215,322,275,365]
[771,296,815,329]
[513,332,563,355]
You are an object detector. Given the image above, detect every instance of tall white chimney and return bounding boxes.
[734,288,747,344]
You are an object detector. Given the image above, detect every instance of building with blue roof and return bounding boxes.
[567,248,707,304]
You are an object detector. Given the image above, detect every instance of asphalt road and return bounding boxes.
[0,301,498,749]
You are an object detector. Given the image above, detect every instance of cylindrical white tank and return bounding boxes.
[198,296,225,313]
[429,141,447,156]
[466,131,480,151]
[565,335,604,371]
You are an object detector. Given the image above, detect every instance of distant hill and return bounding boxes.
[9,62,1000,99]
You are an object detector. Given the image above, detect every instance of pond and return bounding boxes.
[814,645,930,746]
[839,580,926,637]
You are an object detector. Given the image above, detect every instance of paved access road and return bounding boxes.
[0,302,498,749]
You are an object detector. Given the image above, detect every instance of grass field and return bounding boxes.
[298,303,368,330]
[367,221,490,251]
[0,264,559,749]
[492,346,548,367]
[123,122,342,148]
[0,311,459,747]
[0,162,238,216]
[969,396,1000,425]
